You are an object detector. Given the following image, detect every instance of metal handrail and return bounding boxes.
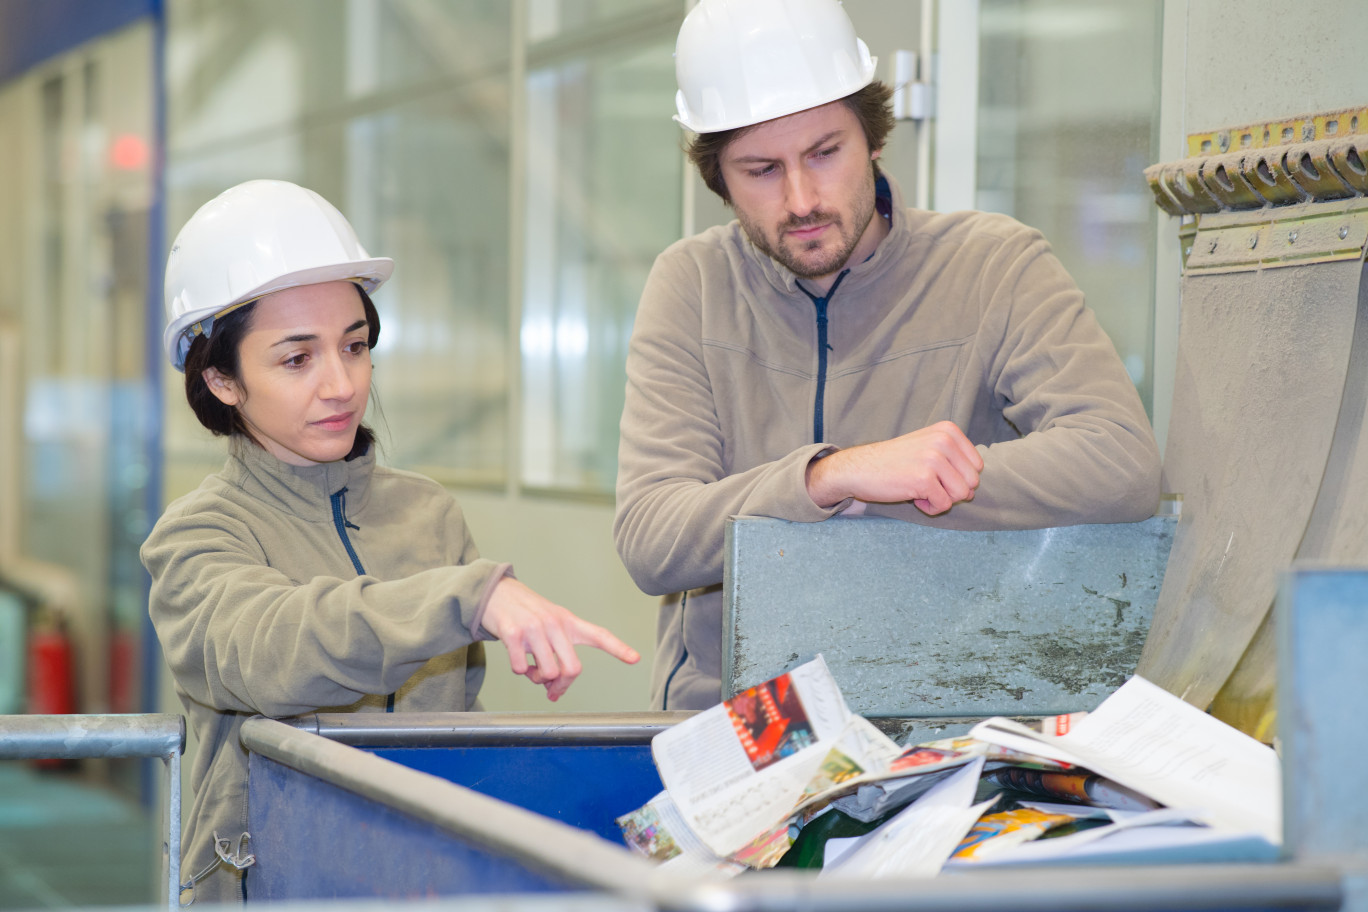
[0,713,185,911]
[288,710,690,746]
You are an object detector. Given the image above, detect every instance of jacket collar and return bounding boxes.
[741,171,912,298]
[221,436,375,524]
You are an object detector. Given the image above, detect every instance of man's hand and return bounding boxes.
[482,578,640,701]
[805,421,984,515]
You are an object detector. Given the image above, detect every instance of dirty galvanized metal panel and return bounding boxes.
[723,514,1175,719]
[1137,259,1363,710]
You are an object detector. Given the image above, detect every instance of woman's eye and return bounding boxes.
[345,341,369,356]
[284,354,308,368]
[747,164,776,178]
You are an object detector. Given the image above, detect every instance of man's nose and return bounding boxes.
[785,166,819,217]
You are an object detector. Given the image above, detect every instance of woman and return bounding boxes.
[142,179,639,904]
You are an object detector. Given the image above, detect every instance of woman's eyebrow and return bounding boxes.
[270,319,369,347]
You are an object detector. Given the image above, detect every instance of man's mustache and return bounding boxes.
[781,211,841,232]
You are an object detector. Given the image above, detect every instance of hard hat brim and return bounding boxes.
[164,257,394,373]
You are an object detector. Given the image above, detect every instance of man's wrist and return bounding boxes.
[805,448,846,508]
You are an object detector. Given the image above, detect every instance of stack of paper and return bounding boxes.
[617,658,1282,876]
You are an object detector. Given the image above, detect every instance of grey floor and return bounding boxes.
[0,761,159,910]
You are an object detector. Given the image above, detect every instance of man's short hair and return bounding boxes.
[685,80,896,206]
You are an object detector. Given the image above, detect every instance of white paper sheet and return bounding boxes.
[821,756,991,879]
[971,675,1281,843]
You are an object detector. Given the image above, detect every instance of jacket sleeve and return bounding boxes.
[874,225,1161,530]
[141,497,510,718]
[614,250,845,598]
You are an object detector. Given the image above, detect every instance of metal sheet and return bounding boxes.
[1212,263,1368,735]
[723,514,1175,719]
[1137,260,1364,709]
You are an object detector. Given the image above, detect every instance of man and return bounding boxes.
[614,0,1161,711]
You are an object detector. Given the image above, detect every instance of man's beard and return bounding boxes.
[737,172,877,279]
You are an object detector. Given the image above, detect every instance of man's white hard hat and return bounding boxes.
[162,179,393,372]
[673,0,878,134]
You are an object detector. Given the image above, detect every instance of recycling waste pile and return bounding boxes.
[616,656,1280,878]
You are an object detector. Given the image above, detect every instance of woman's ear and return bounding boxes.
[202,367,241,407]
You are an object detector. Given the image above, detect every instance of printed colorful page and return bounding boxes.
[650,655,852,857]
[616,790,746,878]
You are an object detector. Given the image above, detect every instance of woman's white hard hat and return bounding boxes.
[162,179,393,372]
[673,0,877,134]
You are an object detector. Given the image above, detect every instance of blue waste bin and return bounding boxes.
[243,712,682,902]
[240,710,1346,911]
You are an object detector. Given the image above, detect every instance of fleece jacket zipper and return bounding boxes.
[330,486,395,712]
[796,268,850,443]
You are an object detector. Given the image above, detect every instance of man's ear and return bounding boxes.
[202,367,241,407]
[871,147,882,161]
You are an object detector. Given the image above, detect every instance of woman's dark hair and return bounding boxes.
[183,284,382,461]
[686,81,896,205]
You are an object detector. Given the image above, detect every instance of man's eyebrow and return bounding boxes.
[728,130,846,164]
[270,319,369,347]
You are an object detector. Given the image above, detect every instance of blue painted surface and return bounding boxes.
[1278,566,1368,860]
[0,0,160,83]
[248,752,580,900]
[372,743,662,843]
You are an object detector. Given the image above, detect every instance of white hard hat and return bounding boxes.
[673,0,877,134]
[162,179,393,372]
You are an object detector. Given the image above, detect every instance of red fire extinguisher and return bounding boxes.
[28,608,77,769]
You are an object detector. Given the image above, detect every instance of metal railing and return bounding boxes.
[0,713,185,911]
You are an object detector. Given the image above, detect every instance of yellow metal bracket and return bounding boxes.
[1183,199,1368,275]
[1146,107,1368,273]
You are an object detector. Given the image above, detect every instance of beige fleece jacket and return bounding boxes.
[142,439,508,904]
[614,175,1161,711]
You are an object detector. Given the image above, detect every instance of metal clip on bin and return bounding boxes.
[0,713,185,911]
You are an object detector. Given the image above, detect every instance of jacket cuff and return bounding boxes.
[471,563,514,641]
[800,445,856,517]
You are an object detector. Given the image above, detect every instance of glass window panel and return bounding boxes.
[521,35,681,493]
[528,0,676,41]
[356,85,511,482]
[354,0,510,94]
[15,24,158,750]
[165,4,512,483]
[168,0,510,155]
[976,0,1162,415]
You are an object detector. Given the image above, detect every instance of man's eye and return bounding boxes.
[747,164,776,178]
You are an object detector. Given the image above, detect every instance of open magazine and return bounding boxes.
[645,655,876,858]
